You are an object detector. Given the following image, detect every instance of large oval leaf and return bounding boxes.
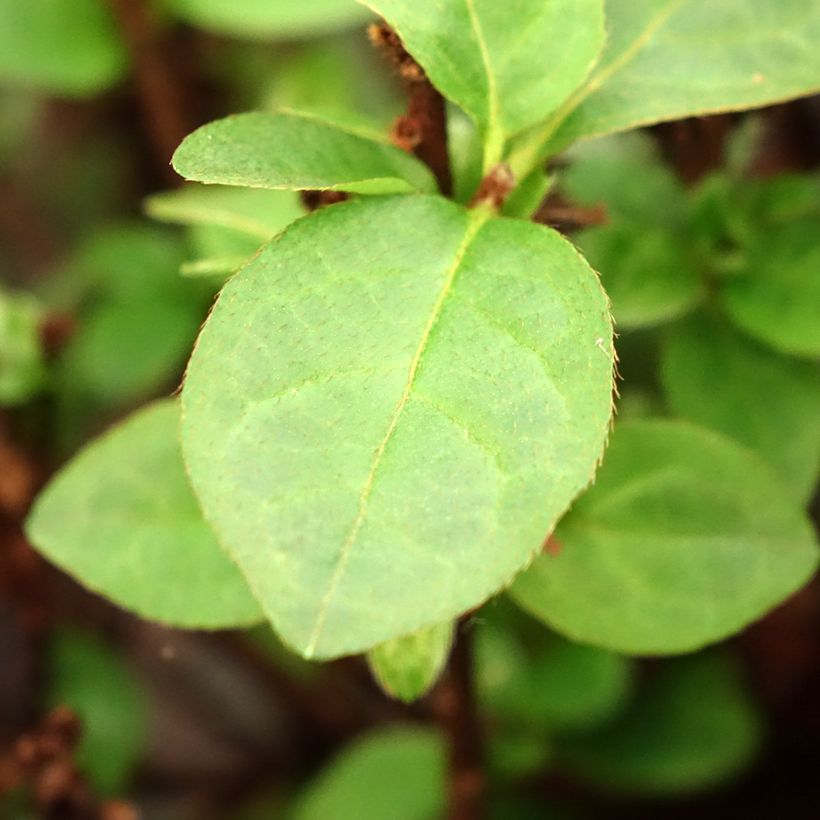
[365,0,605,165]
[510,420,818,654]
[172,111,436,195]
[181,195,614,659]
[513,0,820,165]
[26,400,263,628]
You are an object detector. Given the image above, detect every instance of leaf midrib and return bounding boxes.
[304,207,490,656]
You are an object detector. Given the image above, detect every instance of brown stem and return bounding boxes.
[107,0,192,184]
[433,619,485,820]
[369,23,453,196]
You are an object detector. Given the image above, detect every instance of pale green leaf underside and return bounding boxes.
[172,111,436,195]
[26,400,263,629]
[365,0,605,160]
[367,621,454,702]
[145,184,303,242]
[0,0,126,96]
[511,420,818,654]
[292,727,444,820]
[181,195,614,659]
[662,312,820,502]
[528,0,820,159]
[164,0,371,39]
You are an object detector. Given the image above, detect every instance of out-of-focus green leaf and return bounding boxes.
[180,195,614,659]
[46,629,148,794]
[365,0,605,167]
[563,134,702,329]
[477,623,632,732]
[163,0,371,40]
[561,654,762,794]
[291,726,444,820]
[720,219,820,359]
[521,0,820,162]
[0,289,47,405]
[367,621,453,703]
[511,420,818,655]
[173,111,436,194]
[0,0,126,96]
[27,400,263,628]
[662,311,820,501]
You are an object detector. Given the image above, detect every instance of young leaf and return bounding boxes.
[292,726,444,820]
[163,0,371,39]
[0,288,47,405]
[719,219,820,359]
[181,195,614,659]
[561,654,761,794]
[46,629,147,795]
[561,134,703,329]
[172,111,436,194]
[365,0,606,167]
[367,621,454,703]
[662,311,820,501]
[26,400,263,629]
[510,419,818,655]
[0,0,126,96]
[512,0,820,168]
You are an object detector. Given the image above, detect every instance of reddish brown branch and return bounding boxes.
[369,23,453,196]
[107,0,192,184]
[0,707,136,819]
[432,619,485,820]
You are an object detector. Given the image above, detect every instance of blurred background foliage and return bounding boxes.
[1,1,819,819]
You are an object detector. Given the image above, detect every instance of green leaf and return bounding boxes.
[163,0,371,39]
[511,0,820,170]
[145,184,303,240]
[46,629,147,794]
[477,624,632,732]
[0,288,47,405]
[26,400,263,629]
[562,134,702,329]
[719,219,820,358]
[510,419,818,655]
[365,0,605,168]
[181,195,614,659]
[172,111,436,195]
[662,311,820,501]
[0,0,126,96]
[291,726,444,820]
[367,621,454,703]
[561,654,762,794]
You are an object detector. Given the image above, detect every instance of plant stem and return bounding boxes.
[434,618,485,820]
[107,0,192,184]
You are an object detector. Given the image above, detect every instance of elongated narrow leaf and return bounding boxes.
[26,401,263,628]
[172,111,436,195]
[0,288,47,405]
[538,0,820,156]
[292,727,444,820]
[181,195,614,659]
[0,0,126,96]
[661,312,820,501]
[164,0,371,39]
[511,420,818,655]
[367,622,454,702]
[562,654,761,795]
[365,0,605,162]
[145,184,303,240]
[719,219,820,359]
